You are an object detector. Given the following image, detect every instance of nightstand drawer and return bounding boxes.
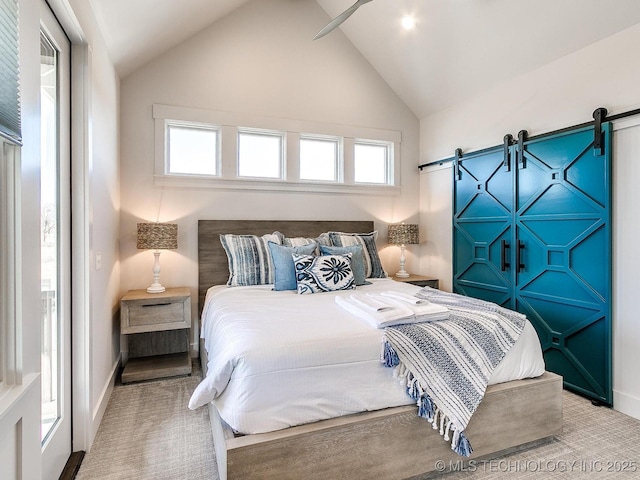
[407,279,439,288]
[120,287,191,335]
[120,287,192,383]
[126,302,187,329]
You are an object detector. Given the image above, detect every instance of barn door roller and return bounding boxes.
[593,107,608,156]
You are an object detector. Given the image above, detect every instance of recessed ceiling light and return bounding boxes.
[401,15,416,30]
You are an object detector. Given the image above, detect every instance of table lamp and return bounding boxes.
[388,223,419,278]
[137,222,178,293]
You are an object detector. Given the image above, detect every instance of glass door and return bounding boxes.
[40,1,72,477]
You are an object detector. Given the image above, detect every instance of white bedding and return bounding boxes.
[189,279,545,434]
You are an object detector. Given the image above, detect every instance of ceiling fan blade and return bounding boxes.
[314,0,374,40]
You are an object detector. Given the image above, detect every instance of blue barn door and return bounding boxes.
[453,146,515,308]
[515,125,612,405]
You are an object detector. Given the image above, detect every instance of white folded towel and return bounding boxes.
[335,296,413,329]
[379,290,429,306]
[336,294,450,328]
[350,293,394,312]
[377,291,450,320]
[410,303,450,322]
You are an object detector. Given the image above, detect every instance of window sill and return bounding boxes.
[154,175,401,196]
[0,373,39,419]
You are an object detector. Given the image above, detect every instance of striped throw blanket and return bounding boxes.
[382,288,526,457]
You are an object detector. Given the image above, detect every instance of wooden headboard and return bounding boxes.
[198,219,374,315]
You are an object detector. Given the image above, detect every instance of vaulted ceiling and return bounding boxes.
[90,0,640,118]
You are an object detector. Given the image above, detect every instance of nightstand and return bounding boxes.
[120,287,192,383]
[393,275,439,289]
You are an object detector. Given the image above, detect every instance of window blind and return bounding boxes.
[0,0,21,144]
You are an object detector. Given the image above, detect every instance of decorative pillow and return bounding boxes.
[268,241,318,291]
[328,231,386,278]
[319,244,368,286]
[220,232,284,286]
[283,233,332,248]
[293,253,355,294]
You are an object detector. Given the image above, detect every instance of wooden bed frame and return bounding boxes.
[198,220,563,480]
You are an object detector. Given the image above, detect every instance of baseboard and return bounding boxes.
[88,355,121,451]
[613,389,640,420]
[59,451,85,480]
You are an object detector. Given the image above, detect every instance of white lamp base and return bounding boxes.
[396,244,410,278]
[147,250,167,294]
[146,283,166,294]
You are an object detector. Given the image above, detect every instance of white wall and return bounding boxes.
[418,23,640,419]
[70,0,122,444]
[119,0,420,348]
[611,119,640,420]
[419,163,453,292]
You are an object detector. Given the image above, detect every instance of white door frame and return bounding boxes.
[39,2,72,476]
[42,0,94,454]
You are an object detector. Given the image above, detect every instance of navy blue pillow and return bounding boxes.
[319,244,368,286]
[268,242,317,291]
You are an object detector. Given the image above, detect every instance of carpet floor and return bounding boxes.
[76,364,640,479]
[75,363,216,480]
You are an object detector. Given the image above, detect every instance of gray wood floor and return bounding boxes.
[76,363,640,479]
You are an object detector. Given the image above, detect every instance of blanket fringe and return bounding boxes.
[453,430,473,457]
[406,374,421,401]
[383,348,474,458]
[382,340,400,367]
[417,393,435,420]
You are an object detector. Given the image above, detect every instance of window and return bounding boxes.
[354,141,391,184]
[167,123,219,176]
[238,129,283,179]
[153,104,400,193]
[300,136,340,182]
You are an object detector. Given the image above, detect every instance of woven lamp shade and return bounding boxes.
[137,223,178,250]
[388,223,419,245]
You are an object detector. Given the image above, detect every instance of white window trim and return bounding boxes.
[0,139,23,404]
[153,104,401,195]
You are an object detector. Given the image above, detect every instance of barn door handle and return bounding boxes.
[516,240,525,272]
[500,240,510,271]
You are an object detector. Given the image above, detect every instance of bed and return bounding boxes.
[194,220,563,480]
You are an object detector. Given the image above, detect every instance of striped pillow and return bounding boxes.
[220,232,284,286]
[328,231,387,278]
[282,232,332,248]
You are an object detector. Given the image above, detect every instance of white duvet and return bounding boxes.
[189,279,545,434]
